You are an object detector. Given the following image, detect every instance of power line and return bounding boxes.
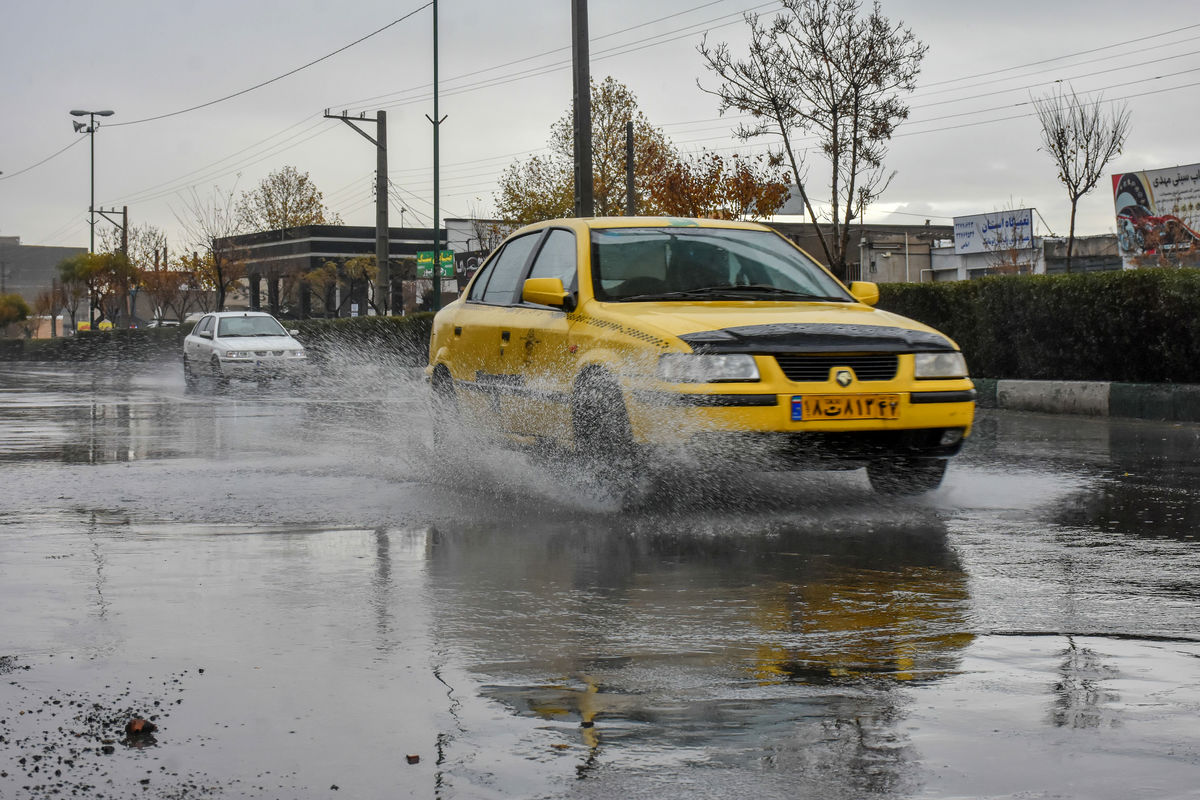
[330,0,779,111]
[409,73,1200,211]
[109,3,432,127]
[114,123,340,206]
[339,3,774,115]
[910,49,1200,113]
[102,9,1200,220]
[0,137,86,182]
[918,21,1200,89]
[910,33,1200,100]
[117,115,322,201]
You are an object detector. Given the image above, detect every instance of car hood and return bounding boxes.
[215,335,302,350]
[594,301,958,353]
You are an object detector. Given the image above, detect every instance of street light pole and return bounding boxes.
[70,109,114,254]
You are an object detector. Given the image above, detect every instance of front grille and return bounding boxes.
[774,353,899,382]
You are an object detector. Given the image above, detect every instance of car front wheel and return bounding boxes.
[866,458,947,495]
[209,356,228,393]
[571,370,649,505]
[429,367,458,456]
[183,356,198,392]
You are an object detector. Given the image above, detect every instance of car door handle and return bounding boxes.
[501,331,510,342]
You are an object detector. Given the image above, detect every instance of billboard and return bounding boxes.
[416,250,454,278]
[953,209,1034,255]
[1113,164,1200,267]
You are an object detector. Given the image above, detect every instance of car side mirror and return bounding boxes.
[289,329,299,336]
[849,281,879,306]
[523,277,574,311]
[198,330,212,339]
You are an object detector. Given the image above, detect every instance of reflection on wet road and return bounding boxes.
[1,362,1199,798]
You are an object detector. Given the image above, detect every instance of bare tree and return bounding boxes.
[1033,85,1131,274]
[173,184,247,311]
[699,0,927,281]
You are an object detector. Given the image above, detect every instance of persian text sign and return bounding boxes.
[1112,163,1200,267]
[416,250,454,278]
[953,209,1034,255]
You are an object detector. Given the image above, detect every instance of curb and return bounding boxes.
[973,378,1200,423]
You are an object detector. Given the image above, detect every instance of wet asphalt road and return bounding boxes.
[1,360,1199,799]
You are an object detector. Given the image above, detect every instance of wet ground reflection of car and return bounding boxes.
[424,512,969,793]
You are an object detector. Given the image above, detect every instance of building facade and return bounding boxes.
[0,237,86,306]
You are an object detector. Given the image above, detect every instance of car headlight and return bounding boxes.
[658,353,760,383]
[287,349,307,359]
[914,352,968,379]
[222,350,251,359]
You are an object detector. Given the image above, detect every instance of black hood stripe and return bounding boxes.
[679,323,955,354]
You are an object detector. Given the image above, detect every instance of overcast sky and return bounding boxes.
[2,0,1198,253]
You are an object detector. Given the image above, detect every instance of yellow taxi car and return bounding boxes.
[427,217,975,495]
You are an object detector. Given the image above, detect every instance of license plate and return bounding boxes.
[791,394,901,421]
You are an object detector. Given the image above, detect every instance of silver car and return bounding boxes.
[183,311,308,390]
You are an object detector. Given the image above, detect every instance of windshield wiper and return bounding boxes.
[619,284,847,302]
[719,284,850,301]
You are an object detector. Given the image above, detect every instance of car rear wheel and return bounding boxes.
[867,458,947,495]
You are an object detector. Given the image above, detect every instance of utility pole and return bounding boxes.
[572,0,594,218]
[97,205,131,324]
[324,109,390,314]
[96,206,128,254]
[426,0,447,311]
[625,120,635,216]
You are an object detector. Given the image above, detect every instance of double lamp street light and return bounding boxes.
[70,108,114,254]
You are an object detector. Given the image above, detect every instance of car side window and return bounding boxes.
[479,233,541,306]
[467,257,497,302]
[525,229,578,297]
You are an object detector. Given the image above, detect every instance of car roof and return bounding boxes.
[508,215,773,238]
[205,311,277,317]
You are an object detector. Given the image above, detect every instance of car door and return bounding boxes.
[498,228,579,440]
[448,231,544,425]
[185,315,216,365]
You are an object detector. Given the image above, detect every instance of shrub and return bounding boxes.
[0,313,436,366]
[293,314,434,367]
[878,269,1200,383]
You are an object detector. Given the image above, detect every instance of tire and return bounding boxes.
[430,367,458,457]
[572,371,648,505]
[183,356,198,392]
[867,458,947,496]
[209,357,228,393]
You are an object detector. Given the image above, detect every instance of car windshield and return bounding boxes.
[590,227,851,302]
[216,316,288,337]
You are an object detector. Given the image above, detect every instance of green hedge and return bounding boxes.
[878,269,1200,383]
[0,313,435,366]
[0,327,185,362]
[292,314,434,367]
